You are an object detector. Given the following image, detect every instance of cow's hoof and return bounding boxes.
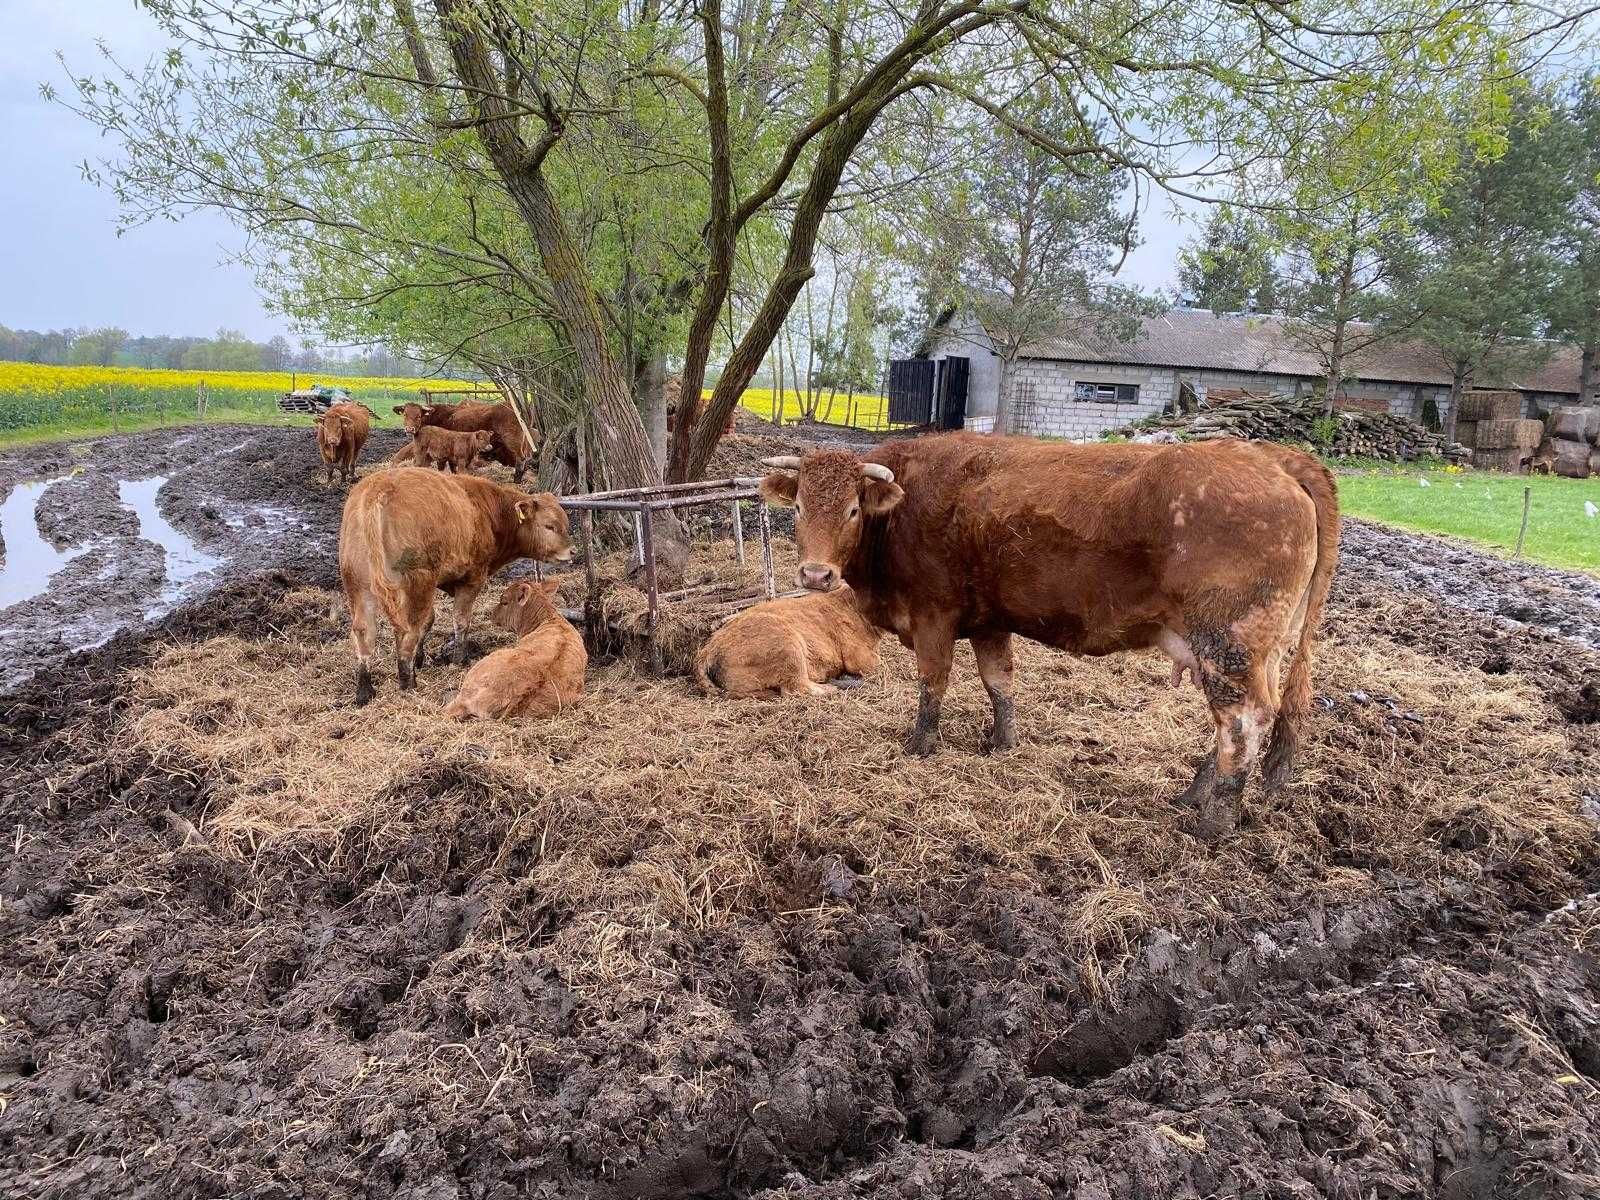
[354,672,375,707]
[903,730,938,757]
[981,723,1017,754]
[1182,811,1232,844]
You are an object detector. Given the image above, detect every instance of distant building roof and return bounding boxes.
[949,307,1581,395]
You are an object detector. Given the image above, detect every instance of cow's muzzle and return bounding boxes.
[554,546,575,563]
[798,563,838,591]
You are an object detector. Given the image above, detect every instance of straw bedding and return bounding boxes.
[122,562,1597,994]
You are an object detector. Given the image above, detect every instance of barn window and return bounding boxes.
[1074,382,1139,403]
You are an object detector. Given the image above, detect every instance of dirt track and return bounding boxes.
[2,425,1598,1198]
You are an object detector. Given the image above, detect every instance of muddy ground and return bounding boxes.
[2,425,1598,1198]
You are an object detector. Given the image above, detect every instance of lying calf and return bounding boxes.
[694,586,880,697]
[445,579,587,720]
[415,425,494,473]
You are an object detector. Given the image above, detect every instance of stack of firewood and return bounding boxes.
[1121,391,1471,463]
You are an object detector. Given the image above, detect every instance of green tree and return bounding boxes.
[1545,76,1600,405]
[1177,209,1282,313]
[1411,84,1583,437]
[67,327,128,366]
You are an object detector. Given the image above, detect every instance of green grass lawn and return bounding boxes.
[0,406,309,451]
[1336,461,1600,574]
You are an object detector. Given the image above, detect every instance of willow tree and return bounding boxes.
[60,0,1591,484]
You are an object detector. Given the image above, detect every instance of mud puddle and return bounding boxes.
[117,476,224,616]
[0,474,87,611]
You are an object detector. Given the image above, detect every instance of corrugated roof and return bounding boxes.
[1013,307,1581,394]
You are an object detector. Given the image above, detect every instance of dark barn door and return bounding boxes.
[888,358,936,426]
[937,356,969,430]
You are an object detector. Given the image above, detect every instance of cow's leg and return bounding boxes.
[513,456,528,484]
[348,590,380,706]
[443,580,484,665]
[972,632,1017,753]
[393,584,434,690]
[413,610,436,670]
[905,618,956,757]
[1184,639,1279,841]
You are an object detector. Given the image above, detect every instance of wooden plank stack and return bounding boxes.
[1120,390,1472,463]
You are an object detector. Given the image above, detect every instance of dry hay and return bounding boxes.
[119,575,1598,1000]
[553,538,800,673]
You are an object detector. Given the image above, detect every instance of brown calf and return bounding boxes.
[314,402,371,486]
[694,586,880,697]
[759,434,1339,840]
[415,425,494,473]
[444,580,587,720]
[391,401,535,480]
[339,469,573,704]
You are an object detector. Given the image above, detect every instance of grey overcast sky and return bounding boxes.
[0,1,1189,343]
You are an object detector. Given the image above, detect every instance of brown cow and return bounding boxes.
[314,402,371,486]
[693,586,880,697]
[391,401,535,480]
[758,434,1339,840]
[339,469,573,705]
[414,426,494,473]
[444,580,587,720]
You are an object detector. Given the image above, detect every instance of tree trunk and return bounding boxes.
[1444,362,1470,444]
[634,351,668,469]
[433,1,660,493]
[1581,340,1598,407]
[994,354,1015,435]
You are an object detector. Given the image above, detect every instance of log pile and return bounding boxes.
[1532,406,1600,479]
[1121,390,1471,463]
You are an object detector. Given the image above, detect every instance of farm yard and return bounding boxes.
[2,417,1599,1197]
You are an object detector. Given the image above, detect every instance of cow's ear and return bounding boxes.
[391,405,406,415]
[339,415,353,430]
[514,499,532,523]
[861,478,904,515]
[759,472,798,507]
[540,578,562,596]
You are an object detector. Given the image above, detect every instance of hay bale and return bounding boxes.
[1549,437,1593,479]
[1474,418,1544,450]
[1591,447,1600,476]
[1454,419,1478,448]
[1457,390,1522,421]
[1548,405,1600,445]
[1472,447,1529,473]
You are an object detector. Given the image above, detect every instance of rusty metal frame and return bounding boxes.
[557,477,776,674]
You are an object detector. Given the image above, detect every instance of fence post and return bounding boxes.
[112,387,119,432]
[1514,486,1531,559]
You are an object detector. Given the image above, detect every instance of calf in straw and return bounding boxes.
[445,580,587,720]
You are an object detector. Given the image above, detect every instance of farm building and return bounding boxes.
[904,307,1585,440]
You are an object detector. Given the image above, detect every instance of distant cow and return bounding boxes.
[666,401,737,437]
[444,580,586,720]
[694,586,880,697]
[391,401,535,480]
[339,470,573,704]
[415,426,494,473]
[758,435,1339,840]
[314,402,371,486]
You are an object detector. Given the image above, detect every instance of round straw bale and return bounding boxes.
[1550,437,1593,478]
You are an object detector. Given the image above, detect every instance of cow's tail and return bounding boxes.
[1263,450,1340,790]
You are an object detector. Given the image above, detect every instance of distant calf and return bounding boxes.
[315,402,371,485]
[444,580,586,720]
[694,586,881,697]
[339,470,573,705]
[392,401,535,480]
[415,426,494,473]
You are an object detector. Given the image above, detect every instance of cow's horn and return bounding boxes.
[860,463,895,483]
[760,456,802,472]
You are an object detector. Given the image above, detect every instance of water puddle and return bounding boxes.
[118,477,224,613]
[0,477,87,612]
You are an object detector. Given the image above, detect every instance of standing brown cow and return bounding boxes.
[444,579,587,720]
[758,435,1339,840]
[392,401,535,480]
[314,402,371,486]
[339,470,573,705]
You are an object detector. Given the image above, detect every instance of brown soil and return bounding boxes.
[2,425,1599,1198]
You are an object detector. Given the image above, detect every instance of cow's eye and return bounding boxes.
[847,506,859,520]
[795,503,804,518]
